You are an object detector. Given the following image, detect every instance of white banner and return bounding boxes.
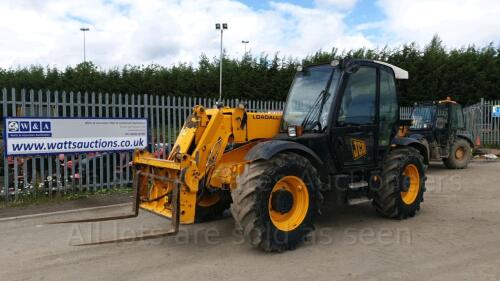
[4,118,148,156]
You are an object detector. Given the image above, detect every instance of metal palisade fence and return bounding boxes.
[399,106,413,120]
[0,88,284,201]
[0,88,498,201]
[464,98,500,146]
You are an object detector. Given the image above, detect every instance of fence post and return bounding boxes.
[112,93,117,187]
[11,88,18,201]
[161,95,166,158]
[82,91,88,191]
[124,93,130,185]
[496,99,499,146]
[36,90,46,196]
[167,96,172,150]
[98,92,104,190]
[117,93,123,189]
[54,90,61,194]
[155,95,161,156]
[105,93,111,190]
[46,90,53,198]
[172,97,177,141]
[20,89,28,197]
[91,92,97,192]
[61,91,68,192]
[480,98,484,145]
[2,88,8,203]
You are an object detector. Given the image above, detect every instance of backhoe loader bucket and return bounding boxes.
[49,150,183,245]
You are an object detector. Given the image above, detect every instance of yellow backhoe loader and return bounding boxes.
[56,59,428,252]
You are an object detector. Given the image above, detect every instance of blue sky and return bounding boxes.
[344,0,384,30]
[0,0,499,68]
[241,0,385,26]
[240,0,314,9]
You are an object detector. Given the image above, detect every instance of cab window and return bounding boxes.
[379,69,398,146]
[337,66,377,126]
[450,104,465,129]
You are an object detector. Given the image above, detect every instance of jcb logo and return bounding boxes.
[351,139,367,160]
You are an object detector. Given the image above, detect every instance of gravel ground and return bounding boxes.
[0,160,499,281]
[0,193,131,219]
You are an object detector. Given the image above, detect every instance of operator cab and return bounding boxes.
[410,98,465,132]
[279,59,409,174]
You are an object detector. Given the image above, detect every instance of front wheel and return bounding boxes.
[372,147,426,219]
[231,152,320,252]
[443,139,472,169]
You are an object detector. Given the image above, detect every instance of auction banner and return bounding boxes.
[493,105,500,118]
[4,117,148,156]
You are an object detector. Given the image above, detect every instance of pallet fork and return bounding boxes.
[49,169,181,246]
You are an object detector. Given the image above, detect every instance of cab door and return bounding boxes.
[330,64,378,170]
[434,104,451,147]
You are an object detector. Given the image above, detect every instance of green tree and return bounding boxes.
[1,36,499,105]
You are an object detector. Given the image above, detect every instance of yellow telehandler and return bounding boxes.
[57,59,428,252]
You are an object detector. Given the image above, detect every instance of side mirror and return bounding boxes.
[340,60,360,74]
[345,63,360,74]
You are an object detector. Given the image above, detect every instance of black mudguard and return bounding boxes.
[392,137,430,165]
[408,133,426,142]
[456,133,475,148]
[244,140,327,178]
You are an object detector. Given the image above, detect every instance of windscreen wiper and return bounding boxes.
[301,90,330,131]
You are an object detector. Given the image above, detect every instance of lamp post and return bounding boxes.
[80,27,90,63]
[215,23,227,101]
[241,40,249,54]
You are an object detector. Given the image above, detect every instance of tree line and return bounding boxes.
[1,36,499,105]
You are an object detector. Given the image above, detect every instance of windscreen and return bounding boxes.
[281,65,335,131]
[411,105,435,129]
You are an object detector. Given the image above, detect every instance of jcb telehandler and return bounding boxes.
[407,98,474,169]
[57,59,428,252]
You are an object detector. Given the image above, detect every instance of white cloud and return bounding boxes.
[0,0,370,69]
[2,0,499,69]
[376,0,500,47]
[314,0,358,10]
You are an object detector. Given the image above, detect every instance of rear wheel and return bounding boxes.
[231,152,320,252]
[443,139,471,169]
[372,147,426,219]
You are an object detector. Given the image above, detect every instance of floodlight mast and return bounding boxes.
[215,23,227,101]
[241,40,249,54]
[80,27,90,62]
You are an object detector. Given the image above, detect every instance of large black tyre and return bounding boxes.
[443,139,471,169]
[372,147,426,219]
[231,152,321,252]
[195,190,231,222]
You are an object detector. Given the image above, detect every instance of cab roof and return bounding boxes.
[341,59,409,80]
[304,59,409,80]
[371,60,409,80]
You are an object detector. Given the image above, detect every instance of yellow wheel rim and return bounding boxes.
[400,164,420,205]
[268,176,309,232]
[455,147,465,160]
